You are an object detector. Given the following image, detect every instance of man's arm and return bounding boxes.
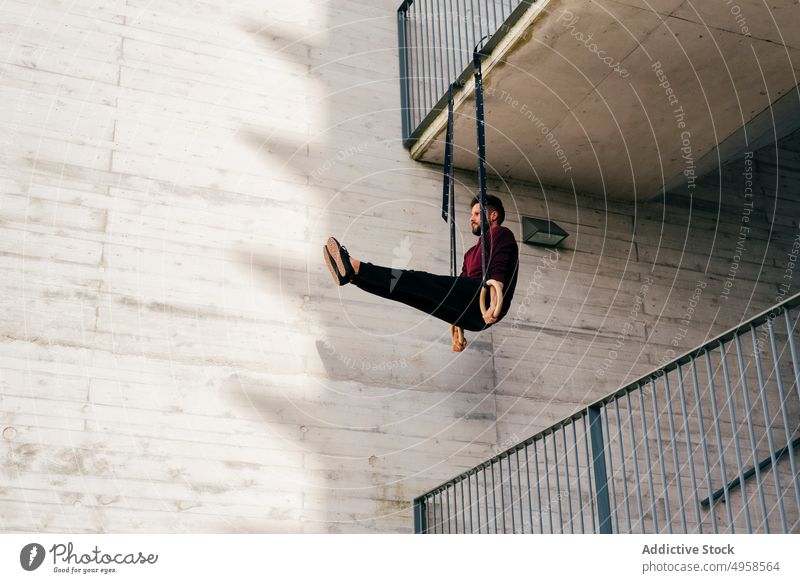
[486,228,518,286]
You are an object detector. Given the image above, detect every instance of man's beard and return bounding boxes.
[471,223,481,236]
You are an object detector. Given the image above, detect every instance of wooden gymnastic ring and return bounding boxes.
[450,324,466,351]
[479,279,503,318]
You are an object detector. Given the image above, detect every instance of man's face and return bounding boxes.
[470,204,496,235]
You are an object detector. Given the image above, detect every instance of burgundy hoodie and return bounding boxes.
[460,225,519,320]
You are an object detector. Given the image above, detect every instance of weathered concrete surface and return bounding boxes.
[0,0,798,533]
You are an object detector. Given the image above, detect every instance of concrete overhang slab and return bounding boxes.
[410,0,800,202]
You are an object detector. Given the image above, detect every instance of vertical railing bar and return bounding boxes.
[649,378,671,533]
[491,0,498,34]
[433,0,443,104]
[544,434,553,534]
[474,469,481,534]
[499,0,506,22]
[441,488,446,534]
[476,0,484,46]
[453,483,458,533]
[766,316,800,517]
[467,469,480,534]
[573,419,588,533]
[583,414,597,534]
[430,0,439,105]
[428,493,434,534]
[461,474,472,534]
[410,6,419,132]
[720,340,752,532]
[506,454,515,533]
[525,443,534,534]
[456,482,461,533]
[455,0,465,77]
[751,322,788,532]
[625,391,645,532]
[552,432,564,533]
[690,357,719,534]
[497,457,511,534]
[490,460,498,533]
[432,492,437,534]
[422,494,430,534]
[397,8,410,142]
[414,0,428,125]
[411,1,423,131]
[534,440,544,534]
[445,485,452,534]
[405,4,414,131]
[785,307,800,404]
[422,0,434,114]
[677,362,703,533]
[412,0,422,121]
[432,490,438,533]
[614,398,632,532]
[515,448,524,534]
[438,0,455,91]
[588,406,613,534]
[562,425,574,533]
[638,384,659,533]
[458,478,465,533]
[469,0,478,57]
[601,406,618,533]
[447,0,457,82]
[419,494,425,534]
[734,333,769,533]
[497,455,505,532]
[408,6,418,134]
[499,456,507,532]
[704,349,734,532]
[434,0,446,102]
[663,371,685,533]
[430,0,444,105]
[483,464,490,533]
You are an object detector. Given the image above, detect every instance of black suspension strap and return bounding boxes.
[441,42,504,351]
[473,47,490,289]
[442,83,457,278]
[442,83,466,351]
[473,45,503,320]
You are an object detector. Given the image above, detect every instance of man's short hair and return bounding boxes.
[470,194,505,225]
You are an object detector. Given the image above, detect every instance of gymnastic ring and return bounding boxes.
[450,324,466,351]
[479,279,504,318]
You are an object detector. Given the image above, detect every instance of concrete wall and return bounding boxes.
[1,0,798,533]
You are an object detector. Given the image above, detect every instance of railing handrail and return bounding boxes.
[415,289,800,499]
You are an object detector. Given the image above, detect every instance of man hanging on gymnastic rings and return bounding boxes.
[323,194,519,352]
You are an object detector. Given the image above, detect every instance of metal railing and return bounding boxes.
[414,292,800,533]
[397,0,532,146]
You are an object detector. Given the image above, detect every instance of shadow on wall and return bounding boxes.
[233,10,501,532]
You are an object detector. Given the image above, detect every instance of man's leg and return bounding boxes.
[352,261,488,332]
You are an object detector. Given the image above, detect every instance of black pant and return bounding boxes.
[353,262,490,332]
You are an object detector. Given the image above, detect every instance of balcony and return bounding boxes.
[398,0,800,201]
